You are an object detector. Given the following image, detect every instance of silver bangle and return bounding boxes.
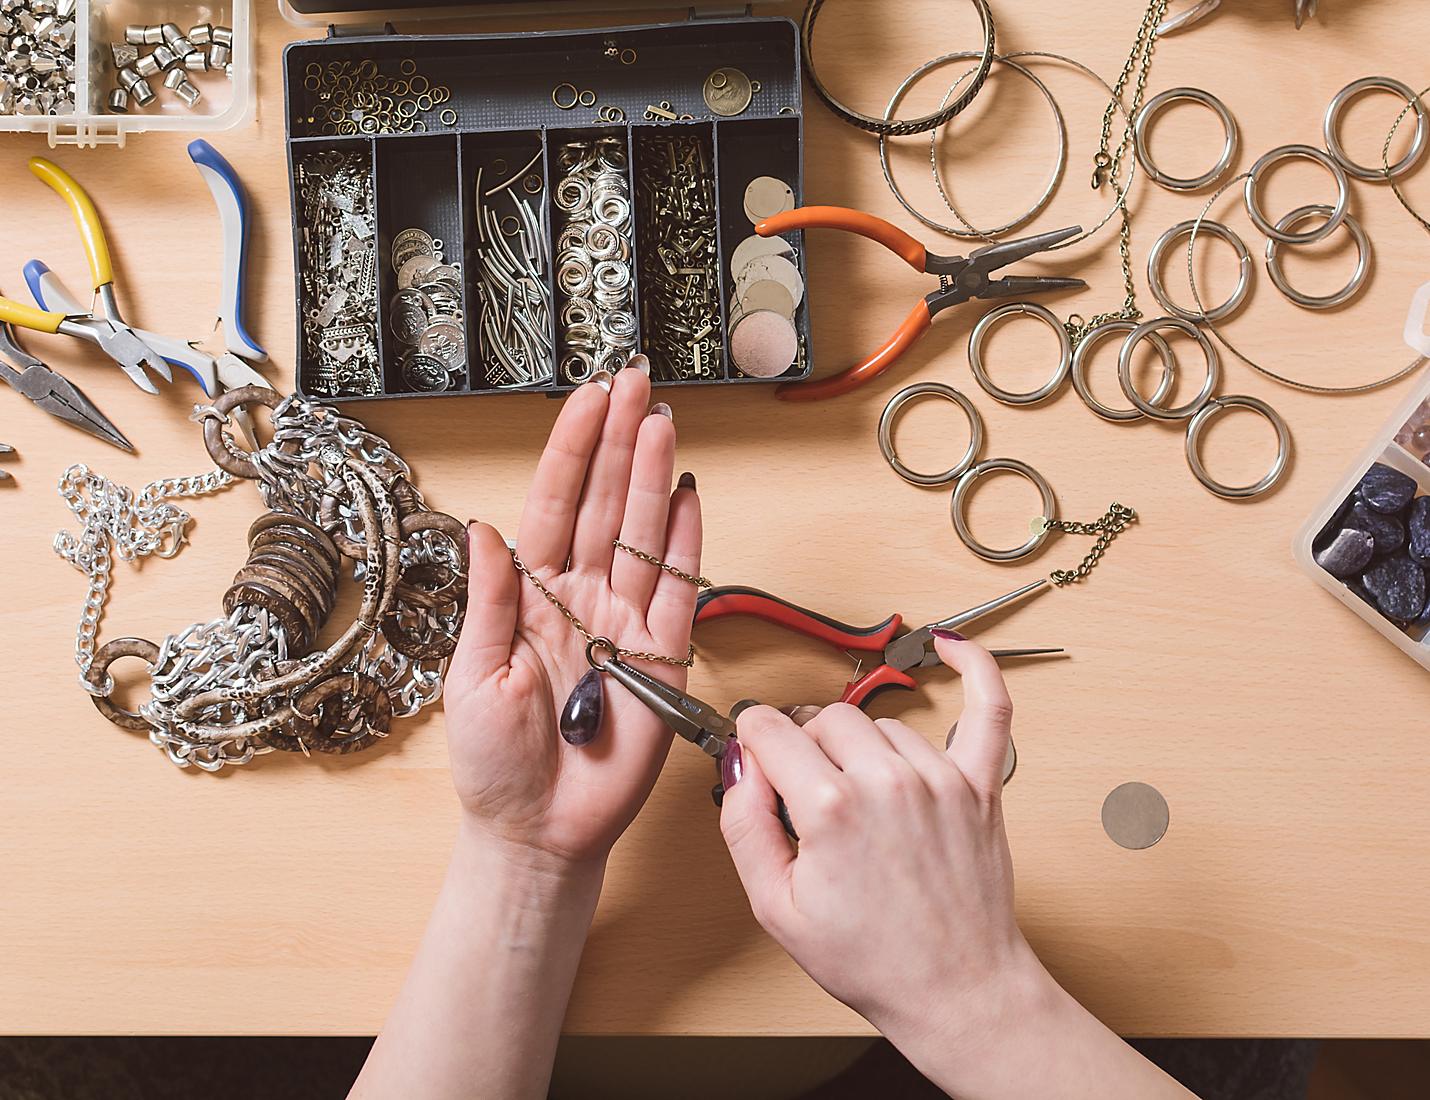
[1184,395,1291,499]
[1264,204,1371,310]
[1133,87,1239,192]
[968,302,1072,406]
[1118,317,1221,421]
[951,458,1058,562]
[1324,75,1429,181]
[1071,320,1177,423]
[1244,145,1350,245]
[878,382,985,487]
[1147,219,1252,323]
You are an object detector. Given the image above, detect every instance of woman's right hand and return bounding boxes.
[719,636,1194,1100]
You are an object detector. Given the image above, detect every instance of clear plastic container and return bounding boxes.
[1294,363,1430,670]
[0,0,254,147]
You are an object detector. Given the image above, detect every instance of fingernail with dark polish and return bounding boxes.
[591,369,614,393]
[678,471,697,491]
[651,402,673,421]
[721,737,743,790]
[628,354,651,376]
[930,628,967,641]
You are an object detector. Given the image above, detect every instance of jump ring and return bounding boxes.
[586,636,619,669]
[951,458,1058,563]
[1072,320,1178,423]
[1133,87,1239,191]
[1117,317,1220,421]
[1148,219,1252,323]
[1184,395,1291,499]
[553,82,579,110]
[968,302,1072,406]
[1244,144,1350,245]
[1264,204,1372,310]
[1324,76,1429,181]
[878,382,985,487]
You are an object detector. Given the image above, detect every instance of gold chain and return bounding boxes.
[509,542,707,668]
[1041,503,1137,587]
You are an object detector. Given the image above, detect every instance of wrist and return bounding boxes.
[455,818,607,909]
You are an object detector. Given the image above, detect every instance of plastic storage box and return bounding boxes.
[283,15,811,400]
[0,0,254,147]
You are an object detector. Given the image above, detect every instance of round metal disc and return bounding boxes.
[398,254,444,289]
[731,234,796,280]
[1101,782,1170,850]
[733,278,796,321]
[731,310,799,378]
[390,290,434,344]
[704,66,754,117]
[391,228,435,270]
[419,320,466,369]
[736,255,804,310]
[744,176,796,224]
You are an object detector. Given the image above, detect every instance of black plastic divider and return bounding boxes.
[375,133,466,395]
[460,129,555,392]
[290,135,380,399]
[714,116,807,383]
[546,125,641,389]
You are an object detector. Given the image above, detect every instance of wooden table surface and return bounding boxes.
[3,0,1430,1038]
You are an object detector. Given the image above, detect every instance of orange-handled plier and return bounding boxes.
[755,207,1086,402]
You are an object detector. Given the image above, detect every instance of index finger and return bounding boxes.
[735,704,842,819]
[933,635,1014,798]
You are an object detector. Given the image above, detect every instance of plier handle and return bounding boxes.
[695,580,1059,709]
[755,206,1086,402]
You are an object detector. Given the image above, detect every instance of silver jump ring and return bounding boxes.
[1324,76,1429,181]
[1184,395,1291,499]
[1118,317,1221,421]
[1134,87,1239,191]
[1072,320,1178,423]
[878,382,985,487]
[951,458,1058,563]
[1244,144,1350,245]
[1148,219,1252,323]
[968,302,1072,406]
[1264,204,1372,310]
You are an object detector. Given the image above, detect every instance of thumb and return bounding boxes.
[447,521,519,688]
[719,739,795,928]
[933,634,1014,798]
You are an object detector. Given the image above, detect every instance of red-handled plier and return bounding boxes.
[755,206,1086,402]
[694,579,1061,709]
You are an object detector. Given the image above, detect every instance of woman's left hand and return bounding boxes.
[444,360,703,870]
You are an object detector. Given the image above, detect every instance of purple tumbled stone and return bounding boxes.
[1361,553,1428,624]
[1356,463,1418,514]
[560,668,604,746]
[1346,500,1406,558]
[1314,527,1375,579]
[1409,497,1430,564]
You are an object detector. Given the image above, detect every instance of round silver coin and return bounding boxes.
[704,67,754,117]
[390,289,434,345]
[424,264,462,286]
[397,254,445,290]
[401,352,451,392]
[392,228,435,271]
[1101,782,1170,850]
[419,320,467,369]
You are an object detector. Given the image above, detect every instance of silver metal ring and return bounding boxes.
[968,302,1072,406]
[1071,320,1178,423]
[1133,86,1239,191]
[951,458,1058,562]
[1244,144,1350,245]
[1264,203,1371,310]
[1324,76,1429,181]
[878,383,985,487]
[1147,219,1252,323]
[1118,317,1221,421]
[1184,394,1291,499]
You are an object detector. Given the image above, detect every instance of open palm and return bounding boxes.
[444,363,702,865]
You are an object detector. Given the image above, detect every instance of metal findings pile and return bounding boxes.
[108,21,234,113]
[553,137,637,384]
[0,0,78,117]
[388,228,466,394]
[634,129,722,382]
[473,149,553,389]
[297,148,381,398]
[54,387,468,772]
[728,176,804,379]
[298,57,454,136]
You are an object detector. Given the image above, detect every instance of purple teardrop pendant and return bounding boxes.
[560,668,605,746]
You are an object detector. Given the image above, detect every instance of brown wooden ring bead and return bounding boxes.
[249,511,342,572]
[202,386,285,480]
[267,675,393,755]
[224,580,312,654]
[247,531,342,596]
[381,609,461,660]
[395,511,469,608]
[85,637,160,731]
[390,476,422,516]
[232,564,326,642]
[319,491,369,560]
[244,551,337,621]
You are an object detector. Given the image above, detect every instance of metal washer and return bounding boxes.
[1323,75,1430,182]
[1184,394,1291,499]
[1264,203,1371,310]
[1133,86,1239,192]
[878,382,985,487]
[1118,317,1221,422]
[968,301,1072,406]
[1243,144,1350,246]
[1147,218,1253,323]
[1071,320,1178,423]
[951,458,1058,562]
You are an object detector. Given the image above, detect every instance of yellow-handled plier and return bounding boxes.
[0,158,170,395]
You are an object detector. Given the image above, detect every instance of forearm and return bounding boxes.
[884,955,1196,1100]
[350,822,604,1100]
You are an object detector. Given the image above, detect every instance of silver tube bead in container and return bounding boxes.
[142,25,165,46]
[175,80,201,109]
[130,79,156,107]
[153,45,179,71]
[183,52,209,72]
[161,23,185,48]
[134,52,159,79]
[212,26,234,48]
[189,24,213,46]
[164,67,186,91]
[116,66,143,92]
[169,36,194,59]
[124,25,147,45]
[209,44,231,68]
[107,88,129,114]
